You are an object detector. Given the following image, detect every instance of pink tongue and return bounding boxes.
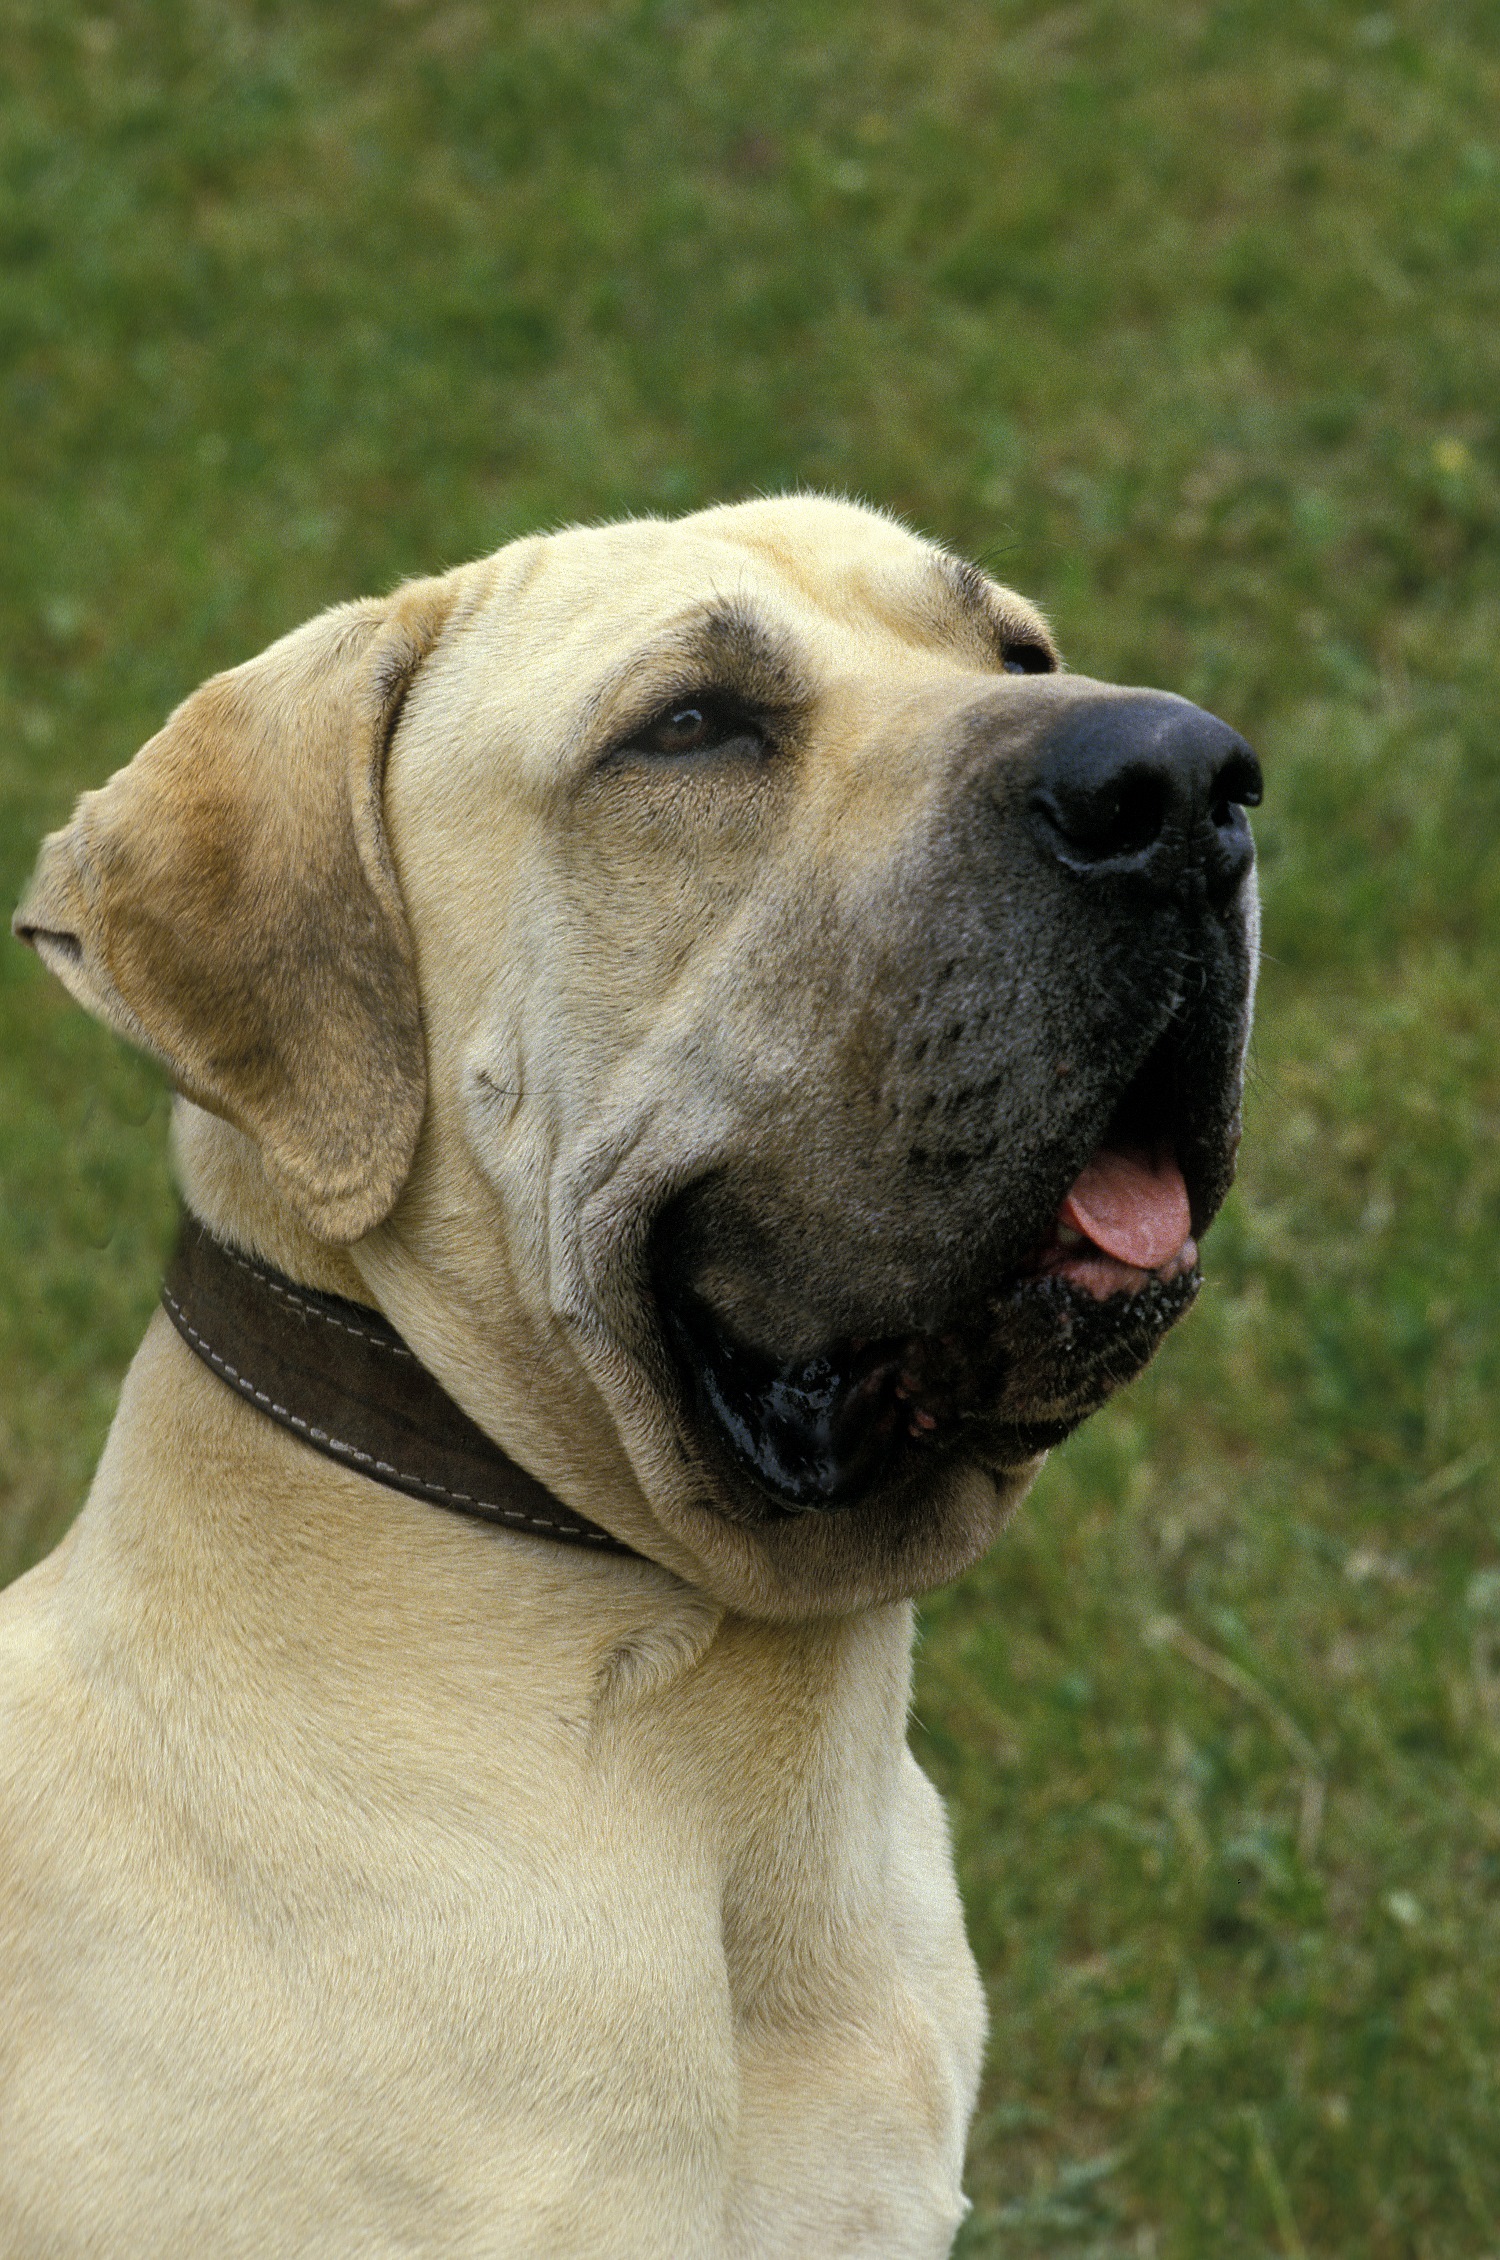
[1060,1150,1192,1269]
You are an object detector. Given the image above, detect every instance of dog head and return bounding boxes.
[15,498,1259,1617]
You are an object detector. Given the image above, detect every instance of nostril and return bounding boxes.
[1029,765,1170,865]
[1104,772,1170,858]
[1211,749,1264,826]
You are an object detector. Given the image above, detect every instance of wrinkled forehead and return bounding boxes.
[422,499,1055,789]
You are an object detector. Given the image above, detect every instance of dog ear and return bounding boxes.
[13,576,461,1243]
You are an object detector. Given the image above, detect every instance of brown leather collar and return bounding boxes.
[162,1217,636,1556]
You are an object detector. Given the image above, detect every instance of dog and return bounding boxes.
[0,496,1258,2257]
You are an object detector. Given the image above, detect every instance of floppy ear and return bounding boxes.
[13,575,461,1244]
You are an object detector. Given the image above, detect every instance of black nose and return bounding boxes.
[1025,693,1261,904]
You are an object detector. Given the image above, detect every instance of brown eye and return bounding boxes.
[621,694,770,760]
[649,705,714,754]
[1002,643,1054,676]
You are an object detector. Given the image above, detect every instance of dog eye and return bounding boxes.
[648,706,718,754]
[623,696,769,759]
[1002,643,1055,676]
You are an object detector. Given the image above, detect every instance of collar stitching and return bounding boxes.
[209,1239,416,1359]
[161,1280,620,1545]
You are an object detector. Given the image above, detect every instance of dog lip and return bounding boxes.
[660,1287,911,1509]
[1031,1237,1199,1300]
[655,1233,1201,1517]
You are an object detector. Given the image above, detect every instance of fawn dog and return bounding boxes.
[1,497,1258,2256]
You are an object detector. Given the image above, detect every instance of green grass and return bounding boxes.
[3,2,1498,2251]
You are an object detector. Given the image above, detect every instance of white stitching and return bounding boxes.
[203,1236,415,1359]
[161,1286,612,1545]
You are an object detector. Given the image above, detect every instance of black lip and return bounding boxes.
[658,1256,1201,1517]
[661,1288,909,1509]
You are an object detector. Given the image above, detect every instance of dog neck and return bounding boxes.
[141,1106,917,1702]
[170,1097,698,1578]
[160,1216,635,1557]
[59,1300,916,1812]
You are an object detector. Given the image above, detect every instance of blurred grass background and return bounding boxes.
[2,2,1497,2252]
